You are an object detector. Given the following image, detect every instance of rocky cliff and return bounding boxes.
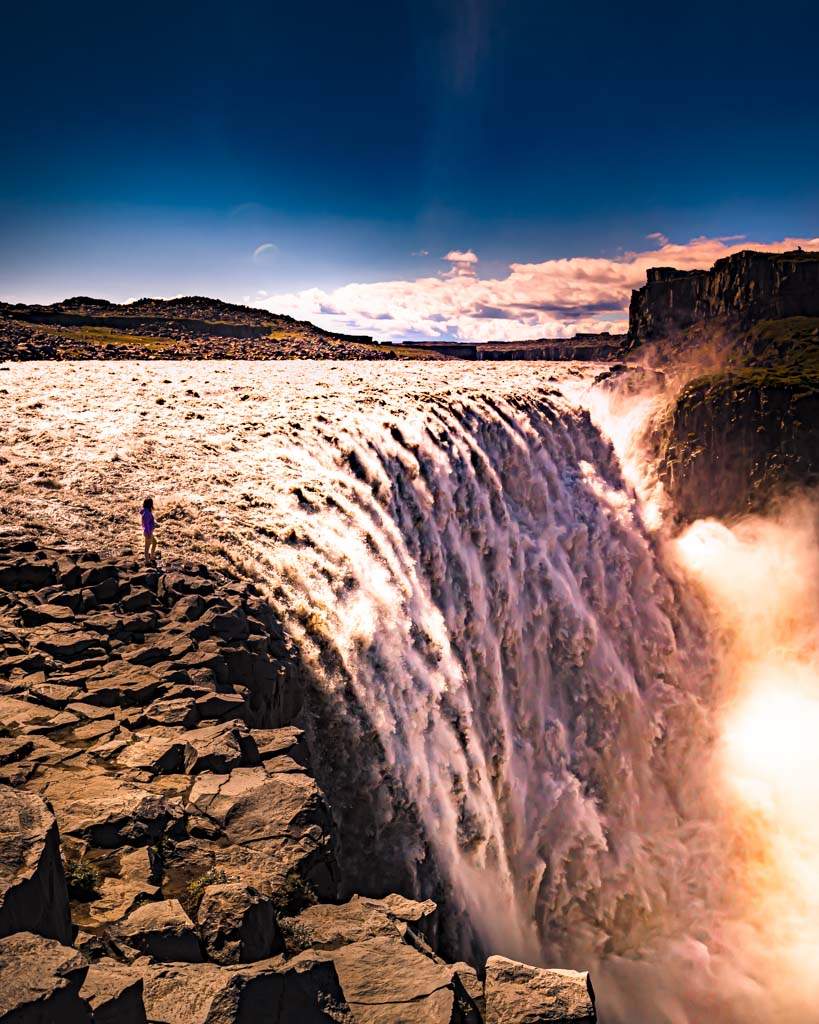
[654,336,819,521]
[629,248,819,343]
[623,248,819,522]
[0,531,596,1023]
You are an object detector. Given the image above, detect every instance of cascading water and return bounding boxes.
[2,360,818,1022]
[264,384,720,979]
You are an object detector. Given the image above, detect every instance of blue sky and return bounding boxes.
[2,0,819,338]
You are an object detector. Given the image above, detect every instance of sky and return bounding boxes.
[2,0,819,340]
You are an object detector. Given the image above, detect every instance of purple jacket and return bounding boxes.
[141,508,155,534]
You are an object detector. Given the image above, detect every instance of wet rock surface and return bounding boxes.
[647,314,819,521]
[0,532,596,1022]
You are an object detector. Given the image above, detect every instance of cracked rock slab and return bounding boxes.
[0,931,91,1023]
[484,956,596,1023]
[322,935,463,1024]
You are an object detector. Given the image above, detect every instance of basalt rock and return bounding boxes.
[0,931,91,1023]
[484,956,596,1023]
[196,883,281,964]
[79,959,147,1024]
[0,787,72,943]
[117,898,202,962]
[0,534,598,1024]
[629,249,819,344]
[656,370,819,521]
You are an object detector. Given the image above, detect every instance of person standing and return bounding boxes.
[141,497,158,566]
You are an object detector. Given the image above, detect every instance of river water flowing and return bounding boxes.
[2,360,817,1022]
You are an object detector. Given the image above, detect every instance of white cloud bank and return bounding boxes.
[255,234,819,342]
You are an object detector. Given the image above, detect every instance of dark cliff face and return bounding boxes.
[626,248,819,523]
[629,249,819,343]
[656,366,819,522]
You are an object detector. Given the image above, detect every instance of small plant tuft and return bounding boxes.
[65,858,101,901]
[184,868,228,913]
[277,917,313,951]
[270,872,317,918]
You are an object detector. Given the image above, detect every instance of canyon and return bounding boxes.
[1,250,818,1023]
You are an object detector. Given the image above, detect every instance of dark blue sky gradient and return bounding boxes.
[2,0,818,303]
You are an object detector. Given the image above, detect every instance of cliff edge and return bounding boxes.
[627,250,819,522]
[628,248,819,344]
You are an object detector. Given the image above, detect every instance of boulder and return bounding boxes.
[137,962,228,1024]
[209,952,351,1023]
[199,608,249,643]
[325,935,465,1024]
[196,882,281,964]
[449,963,484,1022]
[28,681,81,709]
[78,874,160,929]
[186,767,337,899]
[194,692,247,722]
[121,639,184,668]
[0,738,34,767]
[179,722,260,774]
[359,893,438,947]
[0,786,71,943]
[143,696,200,728]
[73,849,160,930]
[28,625,104,661]
[117,899,202,962]
[484,956,596,1023]
[0,931,90,1023]
[36,769,175,847]
[138,952,350,1024]
[252,726,308,767]
[84,664,163,708]
[79,959,146,1024]
[19,603,75,626]
[168,594,207,622]
[115,728,191,775]
[0,557,56,591]
[0,695,77,735]
[120,589,156,613]
[279,896,407,954]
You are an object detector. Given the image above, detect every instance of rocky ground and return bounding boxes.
[0,531,596,1023]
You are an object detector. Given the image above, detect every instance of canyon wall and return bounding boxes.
[629,248,819,343]
[628,250,819,520]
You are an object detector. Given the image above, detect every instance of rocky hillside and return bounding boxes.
[0,296,440,361]
[0,532,596,1023]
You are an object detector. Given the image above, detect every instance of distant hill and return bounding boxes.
[0,295,442,361]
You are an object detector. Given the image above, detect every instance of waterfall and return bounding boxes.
[257,380,723,1004]
[6,360,816,1022]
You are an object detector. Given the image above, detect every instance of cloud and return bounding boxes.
[646,232,669,247]
[412,249,430,257]
[252,242,278,260]
[442,249,479,279]
[254,234,819,342]
[444,249,478,264]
